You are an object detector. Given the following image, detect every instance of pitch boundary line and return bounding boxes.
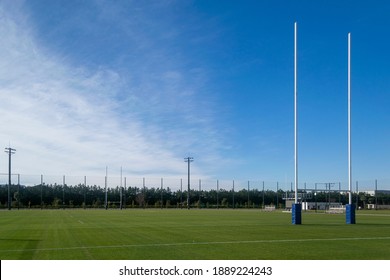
[1,236,390,253]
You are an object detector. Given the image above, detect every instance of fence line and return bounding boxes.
[1,174,389,190]
[0,174,389,210]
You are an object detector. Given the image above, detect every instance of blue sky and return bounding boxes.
[0,0,389,187]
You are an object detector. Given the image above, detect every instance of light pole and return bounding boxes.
[184,157,193,210]
[5,147,16,210]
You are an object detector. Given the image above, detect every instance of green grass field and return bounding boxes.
[0,209,389,260]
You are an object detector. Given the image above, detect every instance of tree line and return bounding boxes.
[0,183,389,209]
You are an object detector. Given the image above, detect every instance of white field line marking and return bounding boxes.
[357,213,390,217]
[1,236,390,253]
[78,220,84,224]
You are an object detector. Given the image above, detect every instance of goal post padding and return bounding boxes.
[292,203,302,225]
[346,204,356,224]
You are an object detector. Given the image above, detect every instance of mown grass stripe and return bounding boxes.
[1,236,390,253]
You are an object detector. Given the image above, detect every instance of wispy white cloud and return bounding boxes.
[0,0,228,181]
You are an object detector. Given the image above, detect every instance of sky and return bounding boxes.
[0,0,389,188]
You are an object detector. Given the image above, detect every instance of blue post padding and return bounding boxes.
[292,203,302,225]
[346,204,356,224]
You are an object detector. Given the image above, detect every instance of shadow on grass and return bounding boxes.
[0,239,41,259]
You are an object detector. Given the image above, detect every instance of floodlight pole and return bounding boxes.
[4,147,16,210]
[184,157,193,210]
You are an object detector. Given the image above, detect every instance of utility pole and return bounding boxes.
[184,157,194,210]
[5,147,16,210]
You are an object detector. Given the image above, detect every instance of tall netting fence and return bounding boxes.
[0,174,389,210]
[294,180,390,211]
